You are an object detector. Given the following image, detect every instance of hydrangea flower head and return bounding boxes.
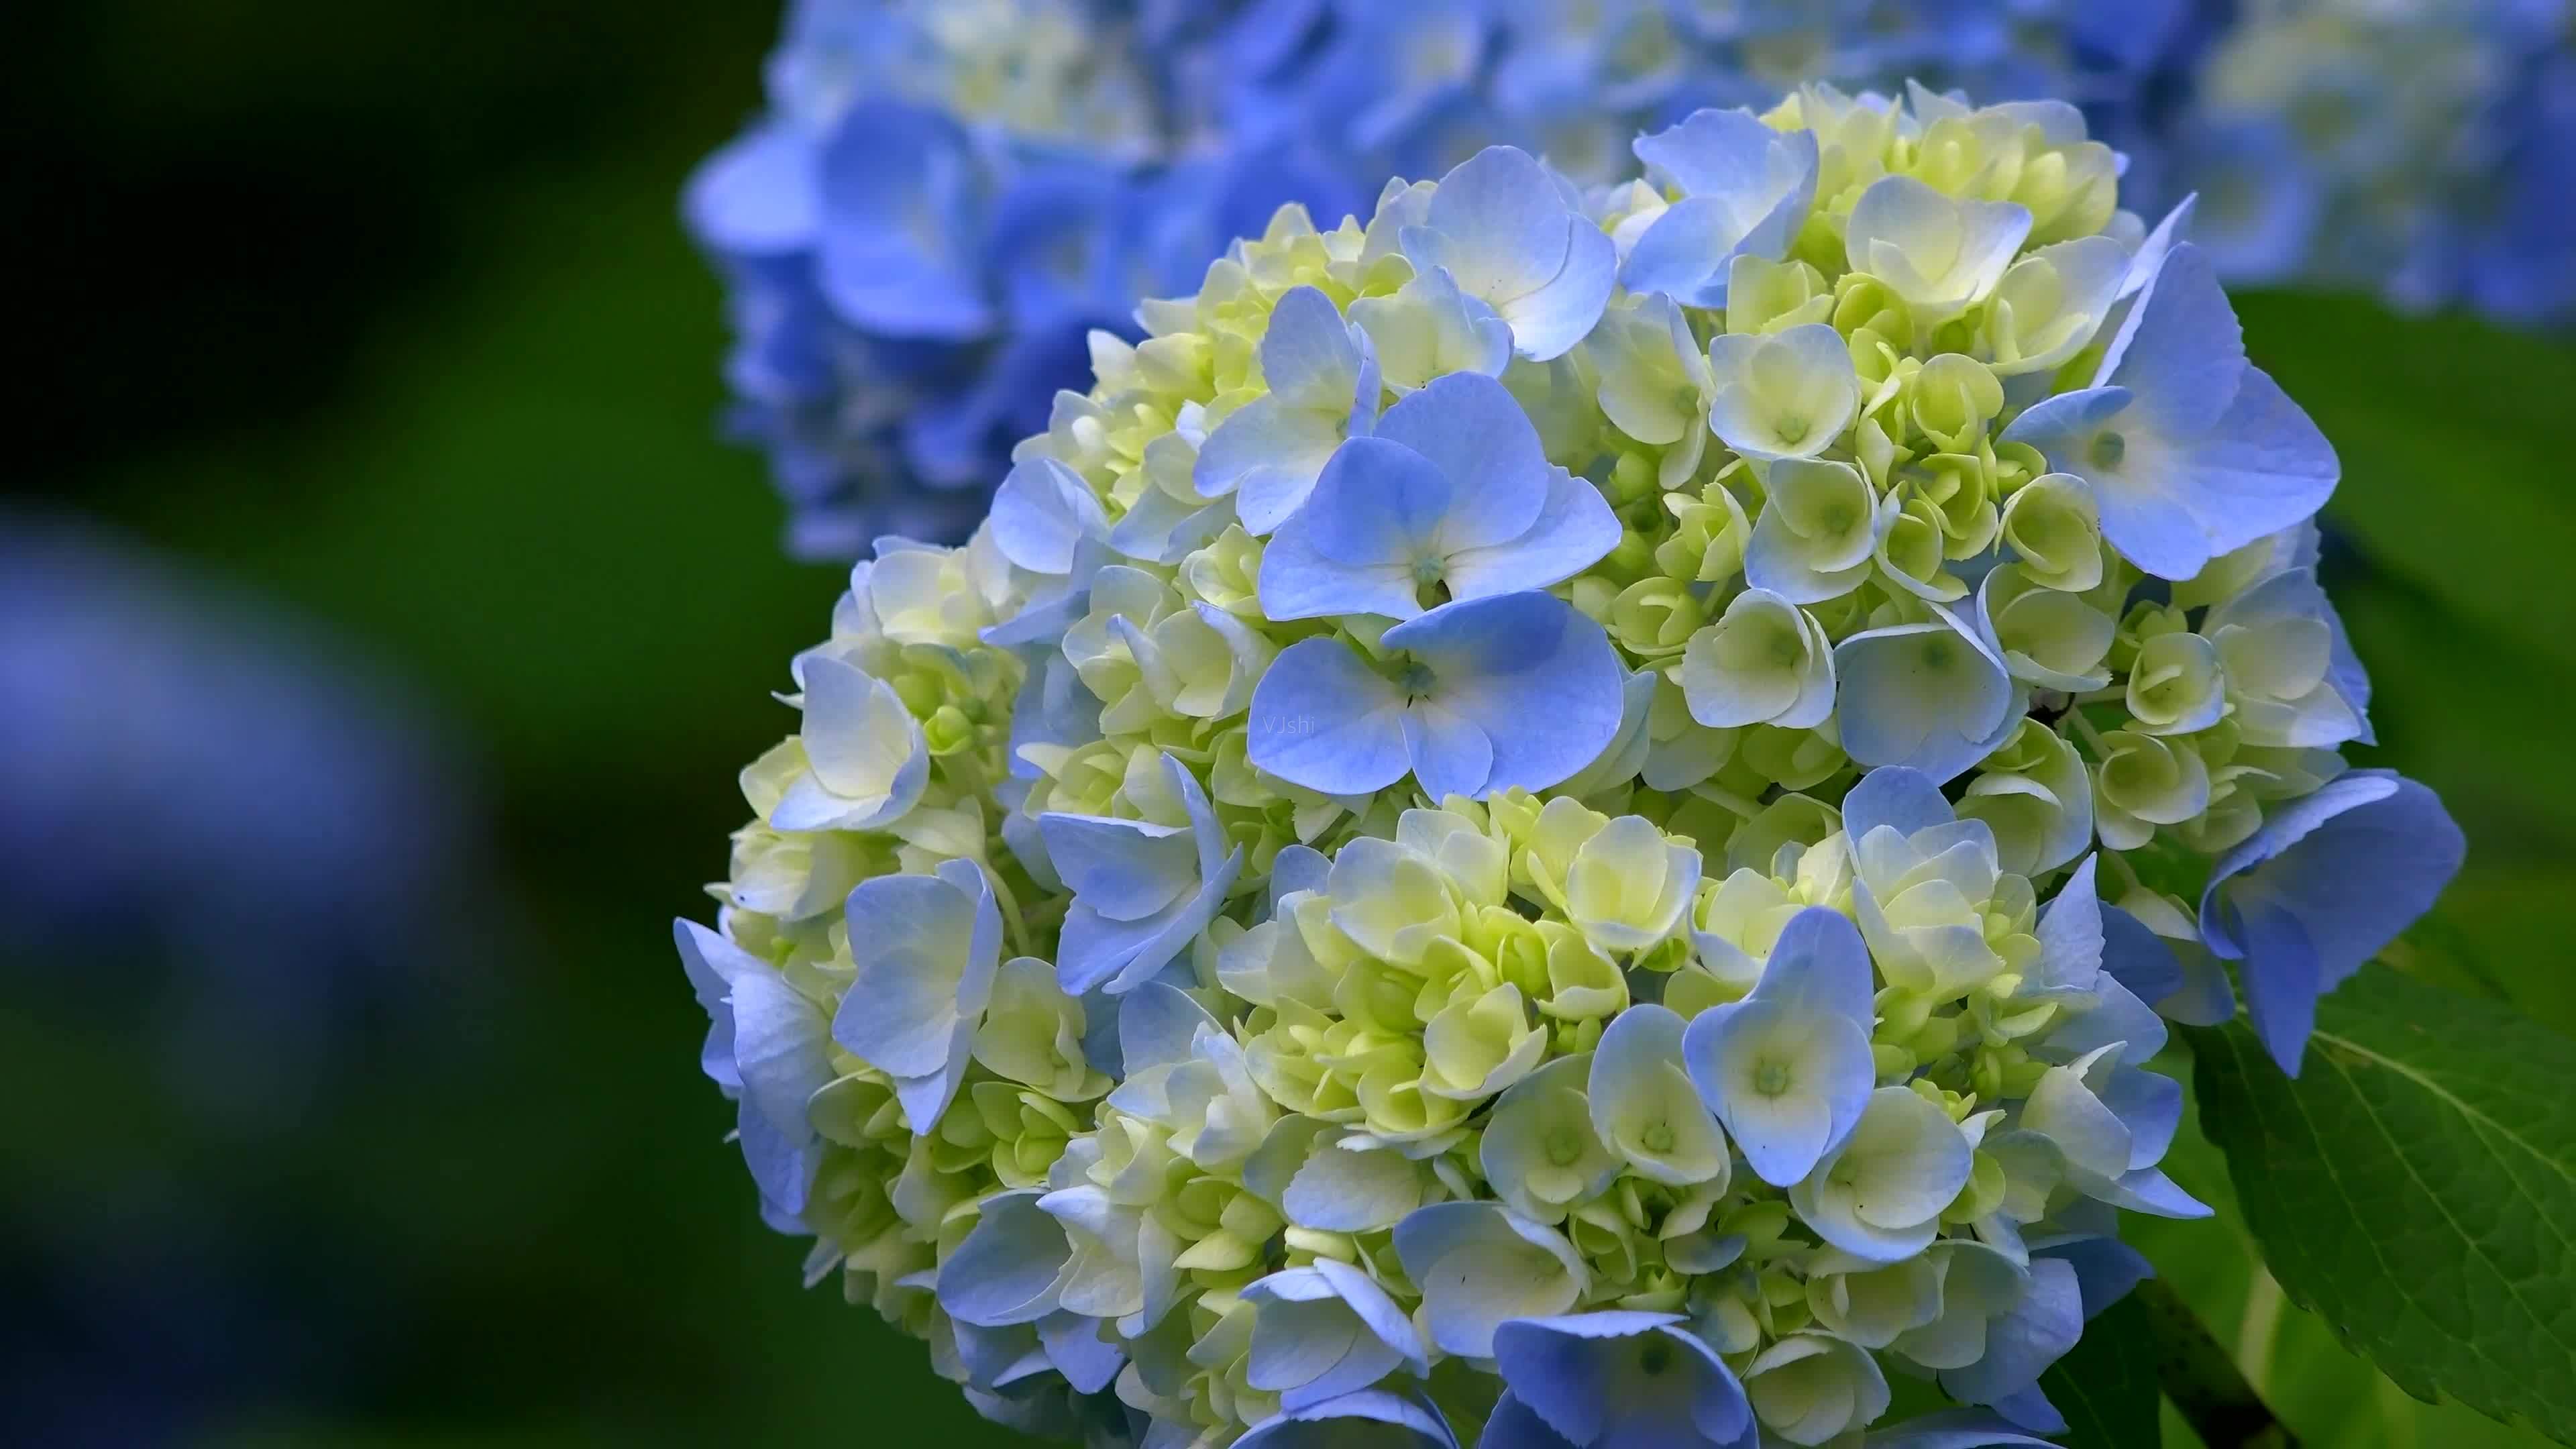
[676,83,2463,1449]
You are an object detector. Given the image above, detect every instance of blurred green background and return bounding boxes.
[9,3,2571,1445]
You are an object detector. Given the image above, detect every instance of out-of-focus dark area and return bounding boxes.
[7,3,1009,1444]
[4,3,2571,1446]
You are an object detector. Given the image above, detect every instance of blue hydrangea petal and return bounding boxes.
[1623,109,1818,306]
[2170,366,2341,563]
[1116,980,1222,1080]
[1442,466,1621,600]
[1400,701,1499,803]
[1392,1202,1588,1358]
[2096,904,2187,1008]
[1036,814,1197,924]
[1235,1389,1460,1449]
[2034,1235,2153,1322]
[734,1094,816,1220]
[1841,765,1957,841]
[834,859,1000,1126]
[1247,637,1415,795]
[1404,147,1616,362]
[1242,1259,1428,1409]
[1264,285,1378,412]
[1683,914,1877,1190]
[685,119,820,259]
[1206,397,1368,535]
[1202,286,1380,531]
[1937,1258,2082,1407]
[727,957,835,1157]
[1831,612,2015,784]
[1491,1311,1750,1449]
[941,1189,1073,1328]
[1369,374,1556,548]
[1036,1309,1123,1394]
[2094,243,2245,435]
[2199,769,2464,1072]
[1479,1394,1580,1449]
[1388,591,1627,797]
[991,456,1111,577]
[2025,855,2104,1000]
[673,918,751,1091]
[1258,439,1449,622]
[1756,906,1880,1025]
[813,102,993,341]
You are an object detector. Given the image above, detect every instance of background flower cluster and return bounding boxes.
[688,0,2576,556]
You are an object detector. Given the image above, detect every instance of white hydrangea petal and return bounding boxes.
[1392,1202,1589,1358]
[1348,264,1513,392]
[1285,1139,1431,1232]
[1588,1004,1731,1185]
[1707,324,1859,462]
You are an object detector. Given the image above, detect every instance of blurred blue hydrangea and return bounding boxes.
[1,511,485,1437]
[691,0,2574,558]
[1,514,478,1043]
[2151,0,2576,321]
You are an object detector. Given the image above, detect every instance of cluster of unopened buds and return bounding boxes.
[678,81,2461,1449]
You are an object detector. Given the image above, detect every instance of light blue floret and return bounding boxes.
[1487,1310,1754,1449]
[1621,107,1818,307]
[2002,243,2339,580]
[1040,752,1246,995]
[1257,372,1617,620]
[1247,589,1626,799]
[1683,906,1878,1187]
[2198,769,2465,1072]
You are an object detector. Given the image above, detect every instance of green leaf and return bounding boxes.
[2042,1293,2163,1449]
[2188,967,2576,1444]
[2237,290,2576,683]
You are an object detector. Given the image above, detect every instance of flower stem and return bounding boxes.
[982,861,1036,961]
[2135,1277,2302,1448]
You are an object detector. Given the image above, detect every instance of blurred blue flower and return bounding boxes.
[1,510,483,1440]
[696,1,2576,561]
[0,511,478,1104]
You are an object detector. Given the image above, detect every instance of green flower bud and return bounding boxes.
[1833,270,1911,342]
[1656,482,1753,584]
[1181,525,1266,618]
[1997,472,2104,591]
[1607,449,1662,506]
[1726,254,1835,335]
[1911,447,2000,557]
[1730,724,1847,794]
[1609,576,1709,657]
[2127,629,2229,735]
[1876,491,1965,600]
[1907,354,2004,454]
